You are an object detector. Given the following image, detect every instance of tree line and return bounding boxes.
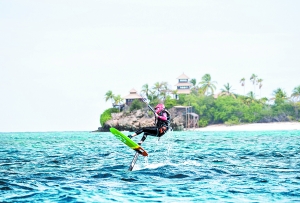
[103,73,300,127]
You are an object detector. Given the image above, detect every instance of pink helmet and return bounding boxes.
[155,103,165,114]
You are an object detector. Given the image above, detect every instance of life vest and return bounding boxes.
[156,109,171,134]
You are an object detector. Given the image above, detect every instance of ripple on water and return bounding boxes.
[0,130,300,202]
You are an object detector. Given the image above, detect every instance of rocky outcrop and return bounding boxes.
[99,107,185,132]
[258,113,290,123]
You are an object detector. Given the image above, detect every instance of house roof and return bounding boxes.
[129,88,138,93]
[187,112,199,117]
[123,88,143,99]
[177,73,190,79]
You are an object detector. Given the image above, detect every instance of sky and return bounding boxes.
[1,0,299,132]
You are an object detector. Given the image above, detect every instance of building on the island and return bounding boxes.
[174,73,193,95]
[123,88,143,106]
[174,106,199,129]
[113,103,125,111]
[187,112,199,128]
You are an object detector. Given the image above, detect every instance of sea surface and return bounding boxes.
[0,130,300,202]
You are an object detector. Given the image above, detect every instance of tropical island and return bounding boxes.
[99,73,300,132]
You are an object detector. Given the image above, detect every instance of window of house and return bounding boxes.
[179,79,188,83]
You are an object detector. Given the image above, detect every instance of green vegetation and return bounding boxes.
[130,99,146,111]
[102,74,300,127]
[100,108,119,127]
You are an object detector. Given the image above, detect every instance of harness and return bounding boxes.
[139,109,171,143]
[156,109,171,135]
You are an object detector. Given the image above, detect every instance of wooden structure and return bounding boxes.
[174,106,199,129]
[123,88,143,106]
[186,113,199,128]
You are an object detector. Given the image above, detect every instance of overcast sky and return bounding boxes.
[1,0,299,132]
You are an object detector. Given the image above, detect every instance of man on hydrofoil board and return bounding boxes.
[128,103,171,145]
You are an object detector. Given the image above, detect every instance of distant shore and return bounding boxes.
[188,122,300,131]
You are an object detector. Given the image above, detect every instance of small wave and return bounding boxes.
[58,196,78,202]
[98,152,112,157]
[8,192,37,200]
[212,159,224,163]
[144,162,166,169]
[249,176,268,183]
[0,186,12,191]
[167,174,189,179]
[182,160,201,166]
[0,180,8,186]
[173,139,185,142]
[280,189,300,197]
[210,167,231,174]
[193,175,213,181]
[91,173,112,179]
[8,183,35,191]
[45,176,67,181]
[228,189,248,194]
[101,164,126,171]
[120,177,139,182]
[272,152,284,157]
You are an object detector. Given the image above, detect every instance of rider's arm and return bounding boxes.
[156,112,167,121]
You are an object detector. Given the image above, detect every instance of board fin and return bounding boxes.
[128,152,139,171]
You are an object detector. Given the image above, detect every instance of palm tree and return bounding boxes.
[171,89,178,100]
[257,78,263,98]
[259,97,269,105]
[250,74,258,96]
[148,89,157,102]
[113,95,124,112]
[291,85,300,119]
[152,82,163,97]
[245,91,256,105]
[240,78,245,95]
[272,88,287,99]
[247,91,255,99]
[105,90,115,106]
[272,88,287,105]
[190,78,199,95]
[220,83,236,98]
[141,84,150,99]
[291,85,300,102]
[198,74,217,96]
[190,78,197,86]
[160,81,171,101]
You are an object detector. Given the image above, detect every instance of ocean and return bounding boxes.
[0,130,300,202]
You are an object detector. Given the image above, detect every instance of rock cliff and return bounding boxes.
[99,107,185,132]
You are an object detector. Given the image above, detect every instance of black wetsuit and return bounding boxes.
[134,110,170,144]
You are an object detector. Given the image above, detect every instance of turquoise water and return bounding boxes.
[1,130,300,202]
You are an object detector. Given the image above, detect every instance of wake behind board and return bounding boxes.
[109,128,148,156]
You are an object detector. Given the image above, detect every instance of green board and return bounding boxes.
[109,128,148,156]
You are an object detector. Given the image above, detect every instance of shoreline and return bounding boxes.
[187,122,300,131]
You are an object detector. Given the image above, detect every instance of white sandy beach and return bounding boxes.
[190,122,300,131]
